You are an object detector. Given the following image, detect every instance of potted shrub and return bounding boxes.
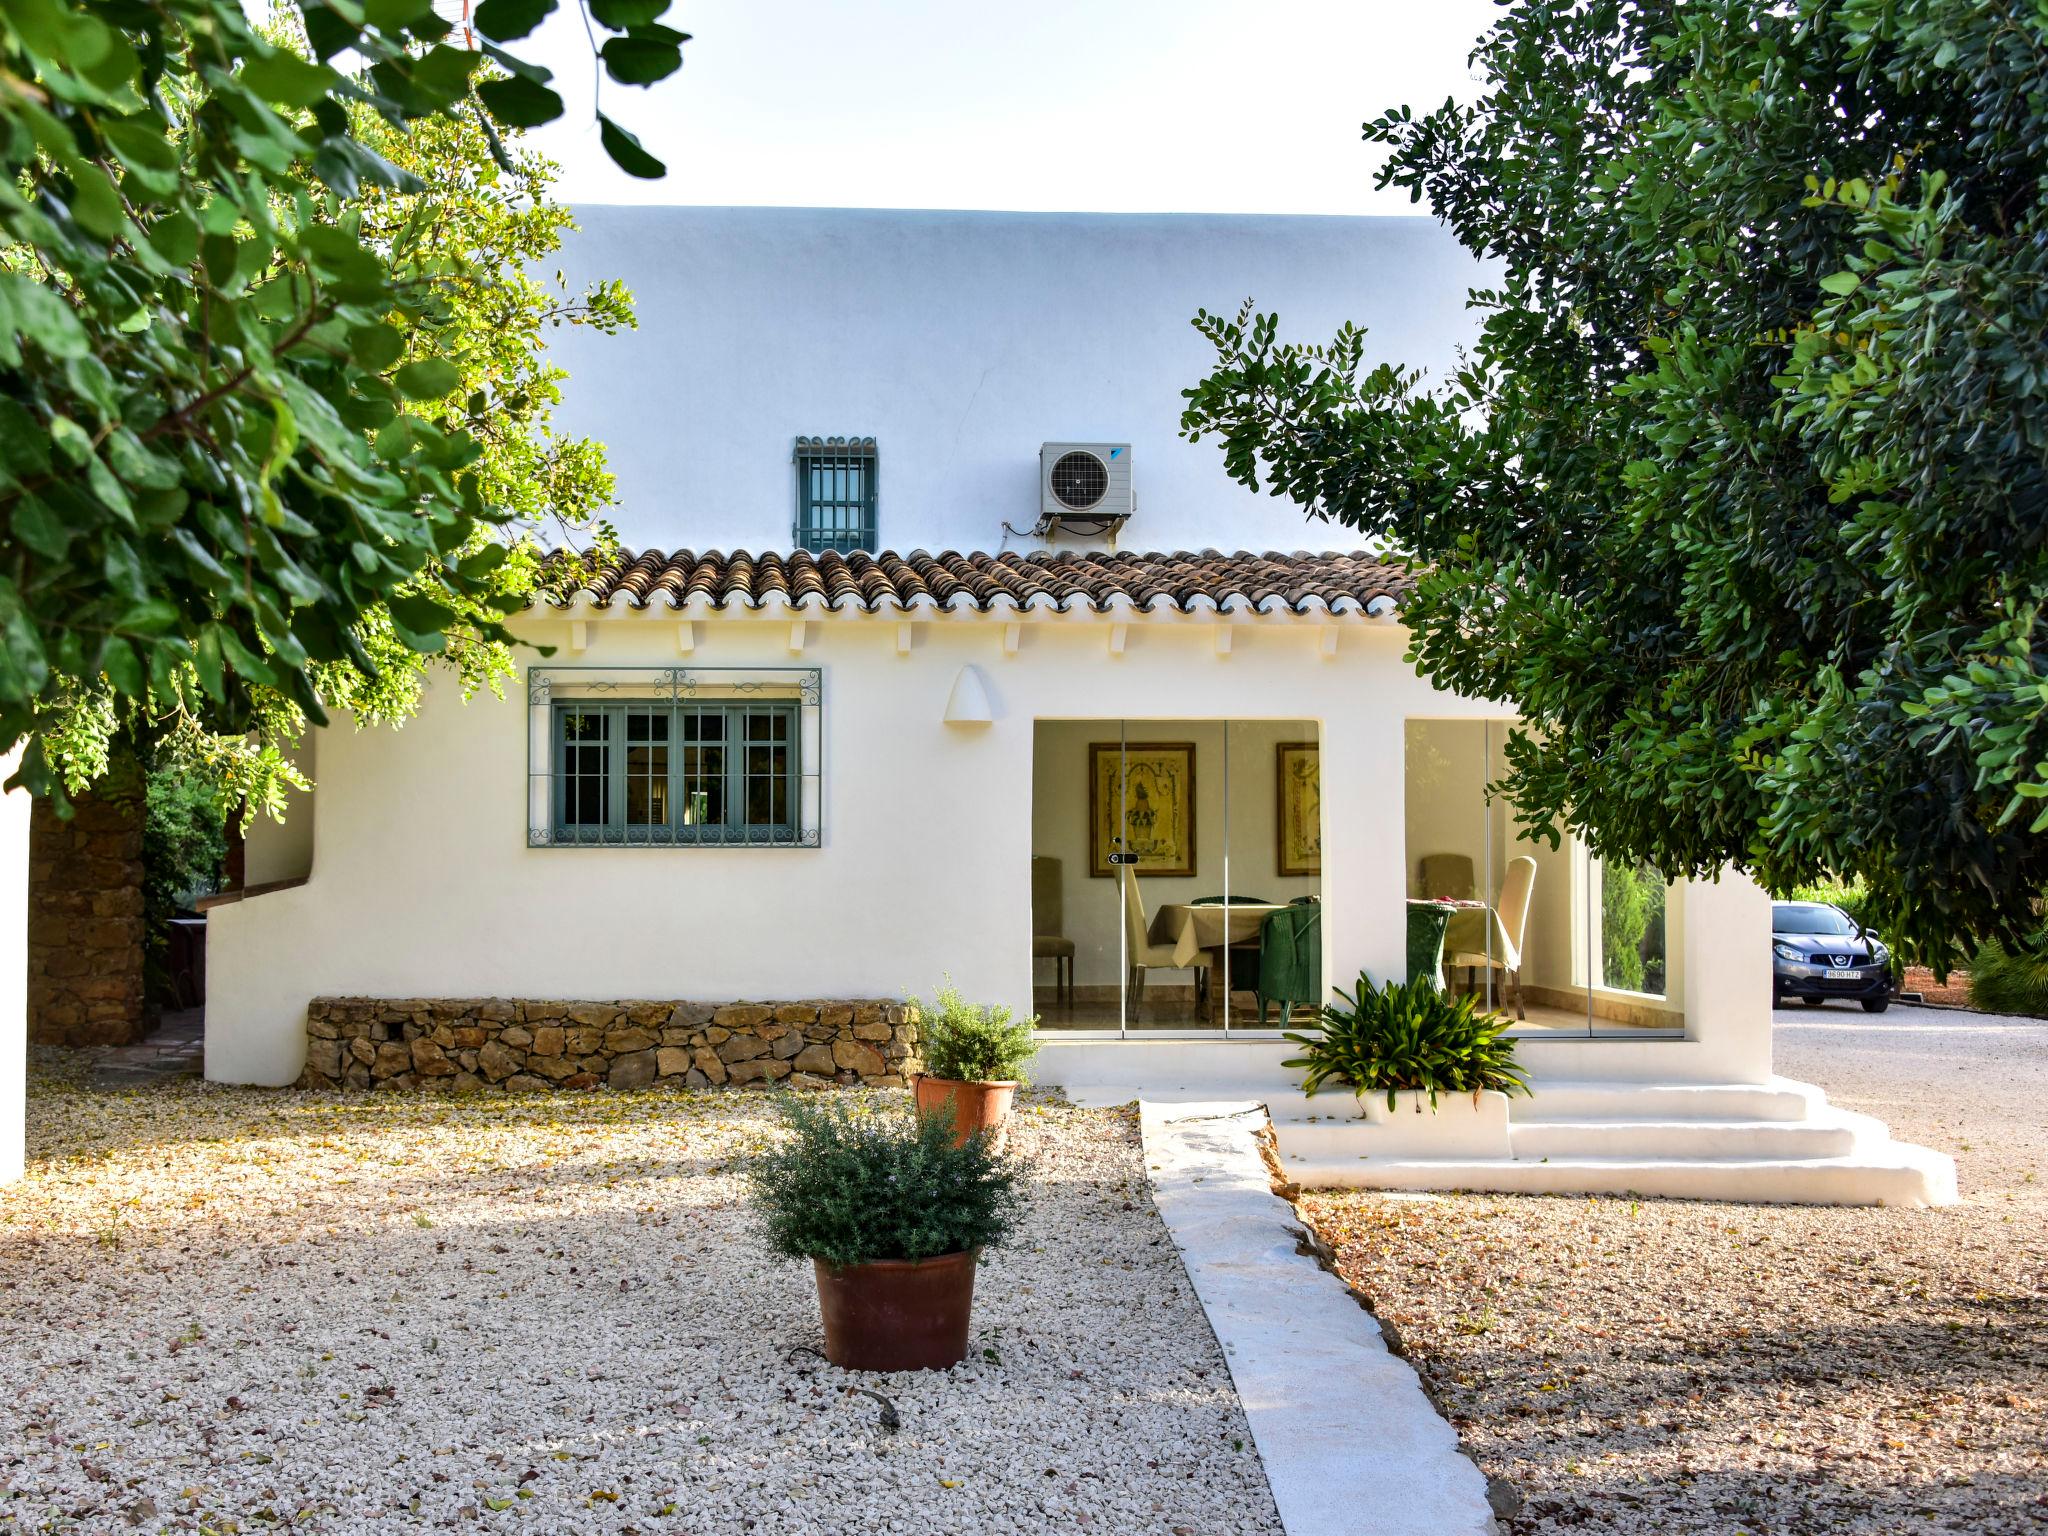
[748,1095,1023,1372]
[909,979,1039,1148]
[1283,971,1533,1110]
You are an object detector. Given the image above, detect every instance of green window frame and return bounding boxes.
[550,700,801,845]
[793,435,877,554]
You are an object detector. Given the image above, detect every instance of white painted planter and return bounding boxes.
[1344,1089,1514,1158]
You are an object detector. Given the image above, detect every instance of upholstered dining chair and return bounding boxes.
[1449,855,1537,1018]
[1031,856,1076,1007]
[1419,852,1477,901]
[1121,864,1208,1015]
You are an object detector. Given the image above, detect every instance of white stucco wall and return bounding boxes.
[205,610,1771,1090]
[541,207,1488,556]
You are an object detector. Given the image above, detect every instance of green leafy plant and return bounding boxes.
[140,731,226,1003]
[1600,861,1667,995]
[0,0,683,803]
[1284,973,1531,1110]
[746,1096,1024,1270]
[1964,938,2048,1019]
[912,979,1039,1084]
[1779,878,1877,934]
[1180,0,2048,976]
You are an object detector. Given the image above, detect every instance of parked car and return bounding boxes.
[1772,901,1893,1012]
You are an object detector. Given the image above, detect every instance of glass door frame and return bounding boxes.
[1037,716,1302,1043]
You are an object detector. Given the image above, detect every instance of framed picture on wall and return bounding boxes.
[1089,742,1196,877]
[1276,741,1321,877]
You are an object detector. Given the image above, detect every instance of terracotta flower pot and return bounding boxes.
[813,1248,980,1371]
[913,1076,1018,1148]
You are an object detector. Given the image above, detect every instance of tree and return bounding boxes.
[0,0,683,801]
[140,61,632,998]
[1180,0,2048,973]
[127,23,637,825]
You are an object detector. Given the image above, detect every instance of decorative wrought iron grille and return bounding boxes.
[793,436,877,553]
[528,667,823,848]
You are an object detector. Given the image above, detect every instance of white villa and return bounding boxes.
[202,207,1952,1206]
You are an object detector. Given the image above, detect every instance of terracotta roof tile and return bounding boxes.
[552,549,1412,617]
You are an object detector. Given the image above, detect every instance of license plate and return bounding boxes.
[1827,967,1855,979]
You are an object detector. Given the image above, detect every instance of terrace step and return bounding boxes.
[1509,1077,1827,1123]
[1507,1115,1861,1161]
[1273,1145,1958,1208]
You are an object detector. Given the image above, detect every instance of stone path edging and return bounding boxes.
[1140,1099,1497,1536]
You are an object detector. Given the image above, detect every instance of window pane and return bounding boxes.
[797,446,875,553]
[680,708,727,830]
[557,709,611,832]
[1598,860,1668,996]
[742,709,791,828]
[624,709,670,828]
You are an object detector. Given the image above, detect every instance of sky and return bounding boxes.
[495,0,1502,212]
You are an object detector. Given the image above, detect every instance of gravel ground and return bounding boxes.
[1297,1001,2048,1535]
[0,1066,1281,1535]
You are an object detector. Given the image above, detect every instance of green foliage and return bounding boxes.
[141,736,227,1001]
[0,0,680,802]
[745,1095,1025,1269]
[142,746,225,913]
[1283,973,1531,1110]
[1600,861,1666,995]
[1964,938,2048,1019]
[912,979,1039,1084]
[1779,878,1876,933]
[1180,0,2048,975]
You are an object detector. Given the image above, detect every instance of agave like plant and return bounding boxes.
[1283,972,1532,1111]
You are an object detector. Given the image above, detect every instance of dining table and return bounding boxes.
[1407,897,1517,979]
[1148,901,1290,1024]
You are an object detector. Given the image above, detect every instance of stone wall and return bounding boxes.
[28,746,147,1046]
[300,998,921,1093]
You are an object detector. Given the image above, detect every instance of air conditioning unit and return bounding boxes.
[1037,442,1133,540]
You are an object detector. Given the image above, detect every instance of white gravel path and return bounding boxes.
[0,1075,1282,1535]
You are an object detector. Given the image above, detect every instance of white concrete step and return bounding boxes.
[1274,1145,1959,1208]
[1515,1077,1825,1122]
[1035,1039,1299,1107]
[1507,1116,1859,1160]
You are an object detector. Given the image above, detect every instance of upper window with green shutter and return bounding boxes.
[793,436,877,554]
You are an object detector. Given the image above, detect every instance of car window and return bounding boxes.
[1772,904,1857,936]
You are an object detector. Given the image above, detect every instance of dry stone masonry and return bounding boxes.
[27,746,147,1047]
[300,998,921,1094]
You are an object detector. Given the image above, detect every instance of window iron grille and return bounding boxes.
[793,436,877,554]
[528,667,823,848]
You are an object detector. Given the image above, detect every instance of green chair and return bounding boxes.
[1251,904,1322,1026]
[1407,903,1451,992]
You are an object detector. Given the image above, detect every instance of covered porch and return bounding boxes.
[1028,712,1697,1045]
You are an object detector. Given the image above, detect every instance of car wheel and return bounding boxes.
[1802,996,1825,1007]
[1860,997,1890,1014]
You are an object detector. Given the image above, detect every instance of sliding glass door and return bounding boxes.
[1031,719,1321,1038]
